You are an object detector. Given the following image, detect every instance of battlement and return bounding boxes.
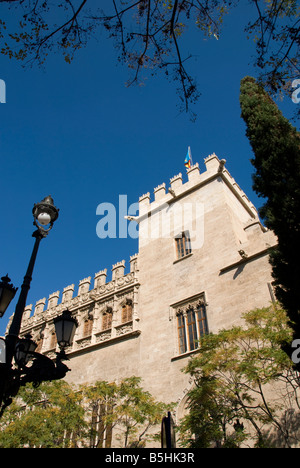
[138,153,258,218]
[19,254,139,326]
[17,153,259,336]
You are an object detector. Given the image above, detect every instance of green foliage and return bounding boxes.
[0,376,171,448]
[0,380,86,448]
[81,376,172,448]
[240,76,300,341]
[178,305,300,448]
[178,374,246,448]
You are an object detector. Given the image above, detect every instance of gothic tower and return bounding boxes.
[14,154,277,433]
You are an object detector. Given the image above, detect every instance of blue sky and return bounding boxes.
[0,1,298,336]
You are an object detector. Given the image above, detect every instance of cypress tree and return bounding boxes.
[240,76,300,345]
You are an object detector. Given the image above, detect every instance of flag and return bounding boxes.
[184,147,192,169]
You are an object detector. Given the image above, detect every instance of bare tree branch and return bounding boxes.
[0,0,298,117]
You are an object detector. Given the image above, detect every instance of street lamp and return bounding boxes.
[7,195,59,340]
[32,195,59,235]
[0,196,78,418]
[14,334,38,368]
[13,311,78,374]
[0,275,18,318]
[54,310,78,351]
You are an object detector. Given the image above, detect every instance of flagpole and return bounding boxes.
[189,146,193,166]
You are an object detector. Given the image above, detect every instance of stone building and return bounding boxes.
[14,153,277,444]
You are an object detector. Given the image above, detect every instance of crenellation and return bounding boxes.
[220,167,258,218]
[94,269,107,288]
[251,205,259,217]
[138,192,150,218]
[138,154,257,223]
[204,152,220,172]
[23,304,32,321]
[78,276,91,295]
[186,162,201,183]
[170,173,182,192]
[139,192,150,203]
[112,260,125,281]
[30,256,139,353]
[223,168,232,179]
[129,253,138,272]
[231,179,249,201]
[34,298,46,315]
[154,183,166,201]
[18,149,258,330]
[62,284,74,303]
[232,181,241,191]
[48,291,60,309]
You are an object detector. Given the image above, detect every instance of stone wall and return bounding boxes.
[14,153,278,438]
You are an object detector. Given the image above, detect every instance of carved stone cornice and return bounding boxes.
[174,295,206,316]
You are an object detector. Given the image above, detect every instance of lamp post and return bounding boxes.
[7,195,59,343]
[0,196,78,417]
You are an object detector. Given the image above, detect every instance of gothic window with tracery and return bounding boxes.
[102,308,113,330]
[83,317,93,337]
[121,299,133,324]
[176,297,208,354]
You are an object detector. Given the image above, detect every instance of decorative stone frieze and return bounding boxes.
[16,257,140,357]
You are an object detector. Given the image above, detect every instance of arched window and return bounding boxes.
[121,299,133,323]
[102,307,112,330]
[83,317,93,337]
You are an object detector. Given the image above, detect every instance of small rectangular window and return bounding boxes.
[175,231,191,260]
